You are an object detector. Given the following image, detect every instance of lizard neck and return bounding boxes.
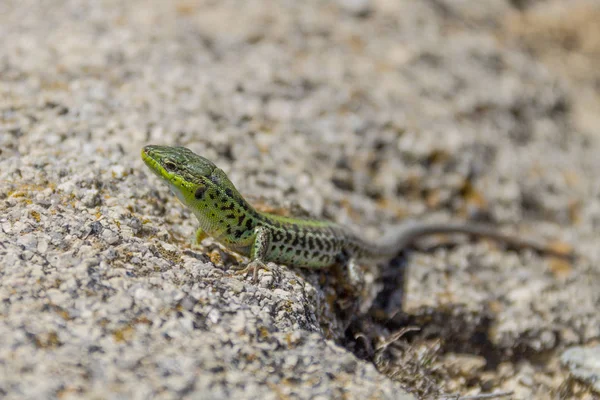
[193,172,262,247]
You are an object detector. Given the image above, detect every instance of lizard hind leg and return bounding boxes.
[335,250,365,288]
[347,258,365,288]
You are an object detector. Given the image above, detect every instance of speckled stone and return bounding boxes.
[1,0,599,398]
[561,346,600,393]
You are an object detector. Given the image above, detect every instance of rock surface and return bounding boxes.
[561,346,600,394]
[1,0,599,399]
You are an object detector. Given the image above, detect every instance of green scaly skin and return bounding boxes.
[142,145,572,282]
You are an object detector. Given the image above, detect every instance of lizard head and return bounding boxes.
[142,145,244,229]
[142,144,216,193]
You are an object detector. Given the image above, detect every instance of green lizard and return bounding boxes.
[142,145,571,283]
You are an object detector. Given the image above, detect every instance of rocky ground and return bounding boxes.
[1,0,600,399]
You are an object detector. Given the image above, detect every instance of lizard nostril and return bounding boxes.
[143,145,155,155]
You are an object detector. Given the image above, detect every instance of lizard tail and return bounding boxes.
[369,220,573,260]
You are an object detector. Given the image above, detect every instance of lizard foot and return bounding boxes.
[232,260,270,283]
[347,258,365,289]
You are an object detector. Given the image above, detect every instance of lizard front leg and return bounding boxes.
[194,228,208,245]
[234,226,272,282]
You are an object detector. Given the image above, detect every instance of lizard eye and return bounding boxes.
[164,160,176,171]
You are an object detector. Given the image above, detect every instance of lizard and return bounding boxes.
[141,145,572,283]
